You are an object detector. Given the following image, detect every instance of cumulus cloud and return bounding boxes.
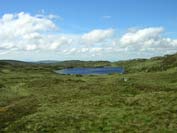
[120,27,164,45]
[118,27,177,55]
[0,12,114,54]
[0,12,177,60]
[0,12,64,52]
[81,29,115,44]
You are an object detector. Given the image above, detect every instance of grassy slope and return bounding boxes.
[113,53,177,73]
[0,53,177,132]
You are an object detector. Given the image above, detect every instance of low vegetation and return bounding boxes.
[0,53,177,132]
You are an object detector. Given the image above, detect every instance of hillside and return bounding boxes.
[1,52,176,72]
[113,53,177,73]
[0,53,177,132]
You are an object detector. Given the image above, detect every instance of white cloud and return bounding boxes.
[49,36,72,50]
[115,27,177,57]
[121,27,175,46]
[0,12,71,53]
[25,44,37,51]
[0,12,53,50]
[81,29,115,44]
[1,12,57,36]
[120,27,164,45]
[0,12,177,60]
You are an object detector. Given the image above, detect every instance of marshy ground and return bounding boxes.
[0,54,177,132]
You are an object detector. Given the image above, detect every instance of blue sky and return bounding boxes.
[0,0,177,61]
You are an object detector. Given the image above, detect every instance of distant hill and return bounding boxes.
[0,60,32,68]
[0,53,176,73]
[35,60,62,64]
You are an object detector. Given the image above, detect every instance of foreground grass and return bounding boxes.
[0,65,177,132]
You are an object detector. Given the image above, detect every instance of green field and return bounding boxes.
[0,53,177,132]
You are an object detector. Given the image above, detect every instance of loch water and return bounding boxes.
[56,67,124,75]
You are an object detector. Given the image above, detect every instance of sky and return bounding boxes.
[0,0,177,61]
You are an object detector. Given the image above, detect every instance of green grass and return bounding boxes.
[113,53,177,73]
[0,54,177,132]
